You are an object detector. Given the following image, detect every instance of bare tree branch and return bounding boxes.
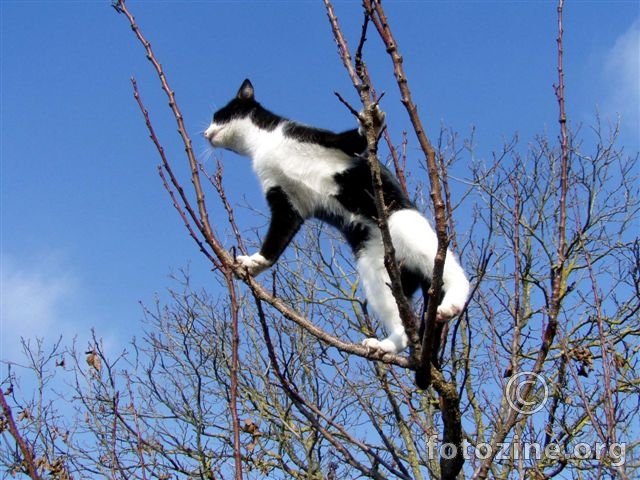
[323,0,420,365]
[0,390,44,480]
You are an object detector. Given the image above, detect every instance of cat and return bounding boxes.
[205,79,470,355]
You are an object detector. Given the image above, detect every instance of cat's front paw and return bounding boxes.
[236,253,272,276]
[436,302,463,322]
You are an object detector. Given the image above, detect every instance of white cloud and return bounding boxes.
[602,18,639,139]
[0,253,78,362]
[1,253,137,369]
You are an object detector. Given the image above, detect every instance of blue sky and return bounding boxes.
[1,1,638,363]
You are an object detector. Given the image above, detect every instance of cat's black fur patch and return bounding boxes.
[213,98,280,131]
[401,267,428,298]
[260,187,304,263]
[312,208,372,253]
[333,159,415,220]
[284,123,367,157]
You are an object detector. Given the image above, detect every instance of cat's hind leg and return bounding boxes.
[388,209,470,322]
[356,238,408,354]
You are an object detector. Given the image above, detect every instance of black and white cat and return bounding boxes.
[205,79,469,354]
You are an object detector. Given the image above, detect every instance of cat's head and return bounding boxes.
[205,79,278,156]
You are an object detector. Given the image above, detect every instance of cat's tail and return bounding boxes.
[415,281,445,389]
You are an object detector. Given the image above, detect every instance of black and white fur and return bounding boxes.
[205,79,469,354]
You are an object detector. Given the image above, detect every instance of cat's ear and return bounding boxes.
[237,79,255,100]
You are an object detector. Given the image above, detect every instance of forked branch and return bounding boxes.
[324,0,420,363]
[324,1,464,477]
[361,0,452,389]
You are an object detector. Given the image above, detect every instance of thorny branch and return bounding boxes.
[323,0,421,375]
[365,1,466,477]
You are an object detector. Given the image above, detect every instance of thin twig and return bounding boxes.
[333,91,360,118]
[201,161,248,256]
[116,1,223,262]
[226,268,244,480]
[387,129,409,196]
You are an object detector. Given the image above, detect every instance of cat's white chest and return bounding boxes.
[251,126,351,216]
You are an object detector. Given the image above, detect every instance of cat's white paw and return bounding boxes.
[370,104,386,135]
[362,330,407,354]
[436,302,463,322]
[236,253,272,276]
[363,338,399,353]
[358,105,386,137]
